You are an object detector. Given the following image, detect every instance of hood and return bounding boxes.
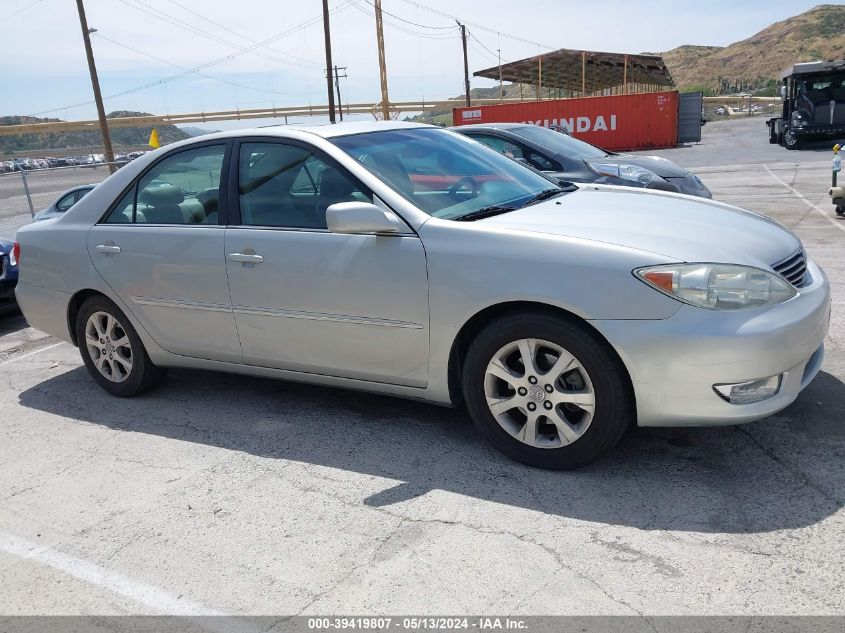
[604,154,690,179]
[477,186,800,267]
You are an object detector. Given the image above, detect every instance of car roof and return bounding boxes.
[450,123,530,132]
[191,119,432,144]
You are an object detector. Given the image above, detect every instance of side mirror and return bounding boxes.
[326,201,400,235]
[780,85,787,101]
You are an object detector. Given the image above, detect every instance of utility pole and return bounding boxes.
[497,49,503,102]
[321,0,336,123]
[75,0,115,173]
[334,66,348,121]
[457,21,470,107]
[374,0,390,120]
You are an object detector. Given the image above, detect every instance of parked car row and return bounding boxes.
[0,151,149,173]
[11,121,830,470]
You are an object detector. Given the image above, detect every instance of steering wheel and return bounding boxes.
[448,176,478,199]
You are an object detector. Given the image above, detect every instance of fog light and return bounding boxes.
[713,375,782,404]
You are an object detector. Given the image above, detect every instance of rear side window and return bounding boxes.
[103,145,225,225]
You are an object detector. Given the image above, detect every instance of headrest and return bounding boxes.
[319,169,354,198]
[139,183,184,206]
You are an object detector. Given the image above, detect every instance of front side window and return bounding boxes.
[469,134,525,160]
[56,192,78,213]
[332,128,564,220]
[238,142,369,229]
[103,145,225,225]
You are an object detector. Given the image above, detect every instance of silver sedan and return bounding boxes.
[14,122,831,469]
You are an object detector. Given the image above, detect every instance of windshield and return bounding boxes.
[331,128,563,220]
[507,125,609,159]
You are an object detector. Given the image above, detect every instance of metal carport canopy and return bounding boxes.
[473,48,674,94]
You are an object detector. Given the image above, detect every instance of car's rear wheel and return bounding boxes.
[75,296,167,397]
[462,312,633,470]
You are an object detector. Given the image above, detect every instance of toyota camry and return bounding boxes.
[14,121,830,469]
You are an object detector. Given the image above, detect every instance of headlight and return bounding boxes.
[635,263,797,310]
[791,111,809,128]
[587,161,660,186]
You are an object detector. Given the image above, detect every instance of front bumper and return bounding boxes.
[792,124,845,139]
[592,258,831,427]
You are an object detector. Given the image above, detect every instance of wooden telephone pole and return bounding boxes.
[458,22,470,107]
[321,0,336,123]
[374,0,390,120]
[75,0,115,173]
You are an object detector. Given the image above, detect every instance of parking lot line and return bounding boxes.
[762,164,845,233]
[0,341,65,366]
[0,532,226,617]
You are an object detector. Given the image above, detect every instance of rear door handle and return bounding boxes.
[228,252,264,264]
[95,244,121,254]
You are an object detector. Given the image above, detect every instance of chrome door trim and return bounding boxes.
[130,296,423,329]
[232,305,424,329]
[130,297,233,313]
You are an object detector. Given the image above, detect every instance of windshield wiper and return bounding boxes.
[522,186,576,207]
[452,205,518,222]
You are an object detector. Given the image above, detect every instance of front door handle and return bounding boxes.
[95,244,121,254]
[228,252,264,264]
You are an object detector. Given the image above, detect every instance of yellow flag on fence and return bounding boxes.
[148,128,160,149]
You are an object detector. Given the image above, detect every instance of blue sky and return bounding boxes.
[1,0,833,128]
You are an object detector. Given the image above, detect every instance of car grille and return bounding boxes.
[772,249,809,288]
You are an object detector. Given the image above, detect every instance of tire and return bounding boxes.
[75,295,167,397]
[783,129,803,150]
[768,125,778,144]
[462,312,633,470]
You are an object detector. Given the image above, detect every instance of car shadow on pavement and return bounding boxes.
[18,365,845,534]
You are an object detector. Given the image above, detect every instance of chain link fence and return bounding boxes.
[0,163,121,239]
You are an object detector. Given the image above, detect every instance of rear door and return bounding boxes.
[86,142,242,363]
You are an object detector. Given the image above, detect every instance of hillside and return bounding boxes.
[662,4,845,93]
[0,111,190,155]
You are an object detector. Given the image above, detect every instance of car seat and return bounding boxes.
[137,184,188,224]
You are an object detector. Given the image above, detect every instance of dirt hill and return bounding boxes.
[0,111,189,155]
[661,4,845,93]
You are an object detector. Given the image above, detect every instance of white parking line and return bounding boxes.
[0,532,226,616]
[762,164,845,233]
[0,341,65,366]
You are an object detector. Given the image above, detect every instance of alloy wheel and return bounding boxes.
[85,311,133,383]
[484,338,595,449]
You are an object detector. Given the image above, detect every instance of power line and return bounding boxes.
[29,2,354,116]
[348,0,458,40]
[469,31,510,64]
[1,0,46,21]
[93,33,311,97]
[162,0,318,67]
[356,0,454,29]
[115,0,315,69]
[397,0,555,50]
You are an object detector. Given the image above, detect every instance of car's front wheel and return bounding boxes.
[75,295,167,397]
[462,312,633,470]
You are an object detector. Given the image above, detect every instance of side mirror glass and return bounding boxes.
[326,201,400,235]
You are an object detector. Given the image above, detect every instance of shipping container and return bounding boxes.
[453,91,680,151]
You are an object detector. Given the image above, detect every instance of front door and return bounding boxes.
[224,140,429,387]
[87,143,242,363]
